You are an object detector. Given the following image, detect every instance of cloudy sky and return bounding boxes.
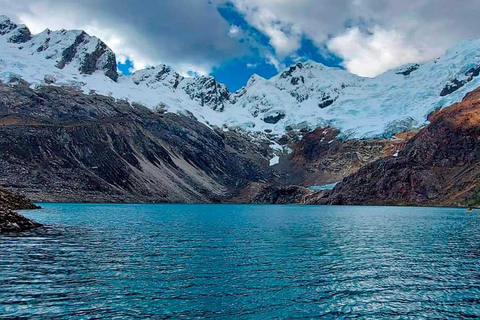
[2,0,480,90]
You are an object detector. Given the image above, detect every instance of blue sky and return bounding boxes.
[211,3,343,90]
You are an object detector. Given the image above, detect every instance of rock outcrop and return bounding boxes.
[230,182,313,204]
[0,186,41,233]
[315,88,480,207]
[0,186,40,210]
[0,207,41,233]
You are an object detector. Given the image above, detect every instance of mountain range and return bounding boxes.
[2,15,480,141]
[1,15,480,206]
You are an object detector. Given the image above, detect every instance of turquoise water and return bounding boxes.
[2,204,480,318]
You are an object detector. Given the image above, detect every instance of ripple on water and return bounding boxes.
[1,204,480,318]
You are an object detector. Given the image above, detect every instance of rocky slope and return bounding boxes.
[0,80,274,203]
[2,15,480,141]
[229,182,312,204]
[277,127,414,187]
[315,88,480,207]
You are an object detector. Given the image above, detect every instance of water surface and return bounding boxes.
[2,204,480,318]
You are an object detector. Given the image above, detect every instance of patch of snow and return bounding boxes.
[308,183,339,191]
[269,156,280,166]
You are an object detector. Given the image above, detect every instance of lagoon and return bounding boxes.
[2,204,480,318]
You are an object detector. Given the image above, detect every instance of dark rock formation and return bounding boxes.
[318,98,335,109]
[249,185,311,204]
[0,82,273,203]
[0,207,42,233]
[396,64,420,76]
[55,31,118,81]
[263,111,286,124]
[280,62,303,79]
[317,87,480,207]
[230,182,312,204]
[0,16,18,35]
[80,41,118,81]
[440,65,480,96]
[8,25,32,43]
[184,76,230,111]
[0,186,42,233]
[0,186,40,210]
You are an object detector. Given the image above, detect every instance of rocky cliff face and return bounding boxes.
[279,127,413,187]
[0,81,274,203]
[229,182,313,204]
[315,88,480,207]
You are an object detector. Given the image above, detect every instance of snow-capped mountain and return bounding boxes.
[1,15,480,139]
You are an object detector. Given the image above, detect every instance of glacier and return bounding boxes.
[1,15,480,140]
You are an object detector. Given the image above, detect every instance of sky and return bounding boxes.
[2,0,480,91]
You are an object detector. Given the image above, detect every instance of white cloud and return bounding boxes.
[231,0,303,57]
[265,53,284,71]
[327,26,423,77]
[228,25,241,37]
[231,0,480,76]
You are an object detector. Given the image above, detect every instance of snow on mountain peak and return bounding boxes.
[2,15,480,140]
[0,16,118,82]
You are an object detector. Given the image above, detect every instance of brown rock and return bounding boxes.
[0,206,42,233]
[316,87,480,207]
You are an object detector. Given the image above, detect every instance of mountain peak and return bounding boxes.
[2,16,480,140]
[0,16,118,81]
[0,15,31,44]
[0,15,11,23]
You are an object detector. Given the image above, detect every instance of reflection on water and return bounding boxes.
[1,204,480,318]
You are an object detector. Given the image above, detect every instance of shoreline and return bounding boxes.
[0,207,42,233]
[30,201,477,209]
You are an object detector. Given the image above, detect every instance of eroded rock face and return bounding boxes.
[316,87,480,207]
[0,207,42,233]
[281,127,412,187]
[0,82,273,203]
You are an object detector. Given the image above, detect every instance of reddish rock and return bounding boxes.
[315,88,480,207]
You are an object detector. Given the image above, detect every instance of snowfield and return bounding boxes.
[1,15,480,139]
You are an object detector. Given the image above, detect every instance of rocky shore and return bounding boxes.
[0,186,41,210]
[0,186,42,233]
[0,207,42,233]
